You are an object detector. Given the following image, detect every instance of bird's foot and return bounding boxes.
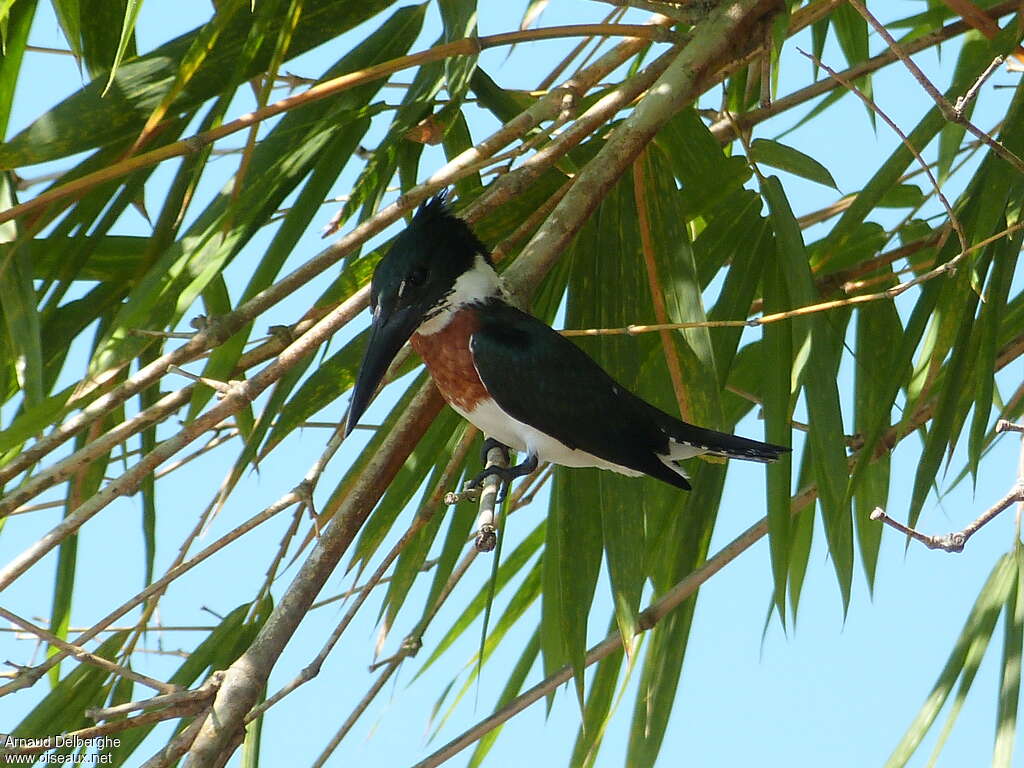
[479,437,511,466]
[467,451,539,504]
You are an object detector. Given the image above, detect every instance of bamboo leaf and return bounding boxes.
[438,0,478,105]
[415,520,545,678]
[101,0,143,95]
[994,546,1024,767]
[762,244,794,618]
[0,0,34,136]
[0,0,397,167]
[969,233,1020,482]
[570,618,625,768]
[466,630,541,768]
[885,554,1015,767]
[762,174,853,607]
[852,294,902,589]
[749,138,838,189]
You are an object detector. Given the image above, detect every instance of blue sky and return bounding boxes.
[1,2,1021,767]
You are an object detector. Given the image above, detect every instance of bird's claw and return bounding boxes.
[466,452,539,505]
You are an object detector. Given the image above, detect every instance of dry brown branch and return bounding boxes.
[0,493,301,697]
[0,607,176,695]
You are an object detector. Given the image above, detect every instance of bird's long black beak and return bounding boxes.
[344,303,422,437]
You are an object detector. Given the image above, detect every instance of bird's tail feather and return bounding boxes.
[664,421,789,463]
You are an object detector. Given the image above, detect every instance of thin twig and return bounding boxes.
[86,674,222,721]
[870,485,1024,553]
[797,47,968,257]
[847,0,1024,177]
[709,2,1023,143]
[870,420,1024,551]
[0,494,301,697]
[0,606,176,695]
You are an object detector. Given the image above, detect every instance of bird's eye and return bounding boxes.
[407,266,428,287]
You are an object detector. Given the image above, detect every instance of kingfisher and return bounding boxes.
[345,194,788,501]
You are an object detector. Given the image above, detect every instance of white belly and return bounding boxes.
[451,397,643,477]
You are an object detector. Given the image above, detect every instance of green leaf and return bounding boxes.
[851,297,902,591]
[878,183,926,209]
[467,629,541,768]
[762,174,853,607]
[994,546,1024,767]
[550,467,603,709]
[415,520,545,678]
[654,107,751,219]
[885,554,1015,767]
[762,248,794,618]
[438,0,478,104]
[570,618,625,768]
[101,0,143,95]
[0,0,398,167]
[0,0,35,137]
[0,175,42,407]
[969,232,1020,481]
[749,138,838,189]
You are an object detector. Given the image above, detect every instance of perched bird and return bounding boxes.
[345,194,788,500]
